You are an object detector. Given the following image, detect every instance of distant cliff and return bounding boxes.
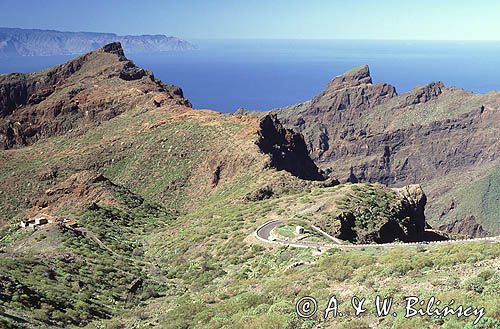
[0,27,195,56]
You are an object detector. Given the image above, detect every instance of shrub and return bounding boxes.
[462,276,485,293]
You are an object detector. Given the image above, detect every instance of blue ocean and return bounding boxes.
[1,39,499,113]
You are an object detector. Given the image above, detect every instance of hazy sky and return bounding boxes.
[1,0,499,40]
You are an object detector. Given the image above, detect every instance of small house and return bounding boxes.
[19,214,55,230]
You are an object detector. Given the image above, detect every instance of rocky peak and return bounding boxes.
[101,42,126,58]
[271,65,401,128]
[311,65,397,114]
[270,65,397,159]
[397,81,445,108]
[325,64,373,91]
[0,43,190,149]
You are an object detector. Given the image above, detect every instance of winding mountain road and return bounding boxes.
[255,220,500,250]
[256,220,328,249]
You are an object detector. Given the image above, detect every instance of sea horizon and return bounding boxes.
[1,38,499,113]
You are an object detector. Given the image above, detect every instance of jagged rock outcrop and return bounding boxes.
[319,65,397,109]
[0,42,191,149]
[257,115,324,181]
[396,81,444,108]
[315,184,430,244]
[438,216,488,238]
[0,27,195,56]
[394,185,427,226]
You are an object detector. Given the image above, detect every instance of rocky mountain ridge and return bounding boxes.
[0,43,327,224]
[0,42,190,149]
[264,65,499,236]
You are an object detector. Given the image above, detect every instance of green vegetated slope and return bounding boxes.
[425,164,500,234]
[0,106,263,224]
[0,185,172,327]
[0,101,312,327]
[128,183,498,329]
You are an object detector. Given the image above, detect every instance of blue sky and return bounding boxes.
[1,0,499,40]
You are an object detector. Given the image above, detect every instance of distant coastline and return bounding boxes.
[0,27,196,56]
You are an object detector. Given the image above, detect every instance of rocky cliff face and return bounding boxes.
[0,42,190,149]
[0,28,195,56]
[270,65,500,234]
[256,115,324,181]
[395,81,444,108]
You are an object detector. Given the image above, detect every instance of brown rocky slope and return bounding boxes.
[0,42,190,149]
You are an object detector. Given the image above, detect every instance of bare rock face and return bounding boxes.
[256,114,324,181]
[438,216,489,238]
[311,65,397,121]
[391,184,427,239]
[0,42,191,149]
[273,65,499,186]
[324,64,373,90]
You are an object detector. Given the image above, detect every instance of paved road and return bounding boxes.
[255,220,500,250]
[256,220,327,249]
[256,220,282,240]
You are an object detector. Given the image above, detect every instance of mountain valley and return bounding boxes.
[0,43,498,329]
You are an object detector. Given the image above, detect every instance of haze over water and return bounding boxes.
[1,39,499,113]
